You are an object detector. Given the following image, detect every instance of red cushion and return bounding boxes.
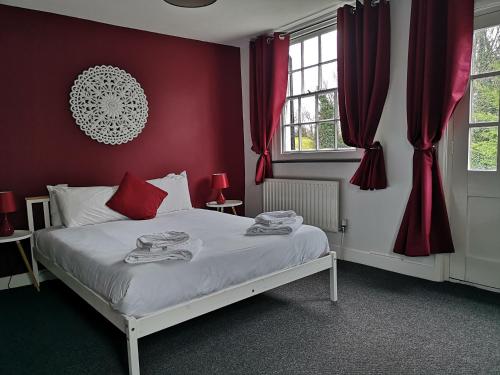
[106,172,168,220]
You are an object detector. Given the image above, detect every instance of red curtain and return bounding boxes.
[337,1,390,190]
[394,0,474,256]
[249,33,290,185]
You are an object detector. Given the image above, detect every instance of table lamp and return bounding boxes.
[211,173,229,204]
[0,191,16,237]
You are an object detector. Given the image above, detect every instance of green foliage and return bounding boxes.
[469,26,499,170]
[295,136,315,150]
[471,77,499,123]
[319,123,335,149]
[470,127,498,170]
[318,94,335,149]
[472,26,500,74]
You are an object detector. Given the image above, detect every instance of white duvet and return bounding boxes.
[35,209,329,317]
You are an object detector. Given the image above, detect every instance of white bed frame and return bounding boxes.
[26,196,337,375]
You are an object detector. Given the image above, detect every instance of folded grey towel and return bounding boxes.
[255,210,298,226]
[136,231,189,252]
[246,216,303,236]
[125,239,203,264]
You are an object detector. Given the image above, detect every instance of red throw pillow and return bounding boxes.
[107,172,168,220]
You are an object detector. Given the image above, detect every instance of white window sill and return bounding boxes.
[273,148,363,163]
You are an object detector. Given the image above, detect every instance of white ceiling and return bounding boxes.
[0,0,347,46]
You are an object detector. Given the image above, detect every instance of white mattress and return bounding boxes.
[35,209,329,317]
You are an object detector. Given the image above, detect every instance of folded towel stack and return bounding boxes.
[246,211,303,236]
[136,231,190,252]
[125,231,202,264]
[255,210,297,226]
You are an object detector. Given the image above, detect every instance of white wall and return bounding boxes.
[239,0,448,281]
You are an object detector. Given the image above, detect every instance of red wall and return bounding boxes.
[0,5,245,276]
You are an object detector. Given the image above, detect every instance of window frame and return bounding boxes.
[273,26,362,162]
[467,21,500,172]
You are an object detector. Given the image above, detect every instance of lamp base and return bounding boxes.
[0,214,14,237]
[216,190,226,205]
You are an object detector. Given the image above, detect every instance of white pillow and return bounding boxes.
[46,184,68,226]
[149,171,192,214]
[55,186,127,228]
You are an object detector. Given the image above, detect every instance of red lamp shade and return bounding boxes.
[0,191,16,213]
[211,173,229,189]
[0,191,16,237]
[211,173,229,204]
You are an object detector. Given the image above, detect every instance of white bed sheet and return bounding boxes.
[35,209,329,317]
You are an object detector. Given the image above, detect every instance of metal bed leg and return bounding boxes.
[126,318,140,375]
[329,253,338,302]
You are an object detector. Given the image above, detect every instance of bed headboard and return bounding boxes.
[26,196,51,232]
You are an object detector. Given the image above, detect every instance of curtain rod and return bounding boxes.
[259,0,389,42]
[282,0,389,39]
[289,17,337,39]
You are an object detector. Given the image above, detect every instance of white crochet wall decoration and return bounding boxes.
[69,65,149,145]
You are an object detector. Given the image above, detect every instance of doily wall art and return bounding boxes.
[69,65,149,145]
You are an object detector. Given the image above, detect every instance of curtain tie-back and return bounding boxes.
[366,142,382,150]
[261,149,269,156]
[350,141,387,190]
[413,144,437,152]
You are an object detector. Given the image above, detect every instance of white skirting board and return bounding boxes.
[0,269,55,290]
[331,243,447,282]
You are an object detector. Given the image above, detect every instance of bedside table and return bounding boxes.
[0,230,39,291]
[206,200,243,215]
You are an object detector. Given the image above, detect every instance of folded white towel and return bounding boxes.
[255,210,298,226]
[246,216,303,236]
[125,239,202,264]
[136,231,189,252]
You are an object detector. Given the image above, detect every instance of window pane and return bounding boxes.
[468,126,498,171]
[319,122,335,149]
[290,98,299,124]
[283,99,299,125]
[291,71,302,96]
[334,91,340,119]
[472,26,500,75]
[336,121,351,149]
[303,36,319,67]
[303,66,318,93]
[470,76,500,123]
[301,95,316,122]
[300,124,316,150]
[320,62,337,89]
[283,100,291,125]
[321,30,337,62]
[289,43,302,71]
[286,74,290,97]
[283,126,299,152]
[318,93,335,120]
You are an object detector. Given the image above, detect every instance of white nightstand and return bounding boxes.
[206,200,243,215]
[0,230,39,291]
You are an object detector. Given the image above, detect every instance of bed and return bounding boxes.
[26,196,337,375]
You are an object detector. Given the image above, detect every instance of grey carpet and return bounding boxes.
[0,261,499,375]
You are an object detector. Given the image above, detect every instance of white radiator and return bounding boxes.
[263,178,339,232]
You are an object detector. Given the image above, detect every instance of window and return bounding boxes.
[281,29,354,153]
[468,25,500,171]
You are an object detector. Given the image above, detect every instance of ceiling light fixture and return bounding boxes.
[163,0,217,8]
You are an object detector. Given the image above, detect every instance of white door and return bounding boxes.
[450,11,500,290]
